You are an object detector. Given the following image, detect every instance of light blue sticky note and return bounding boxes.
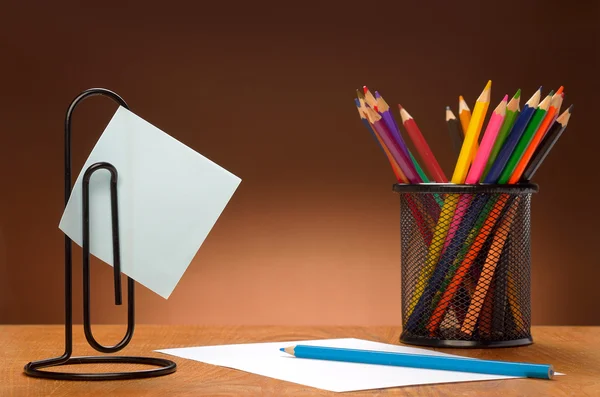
[59,106,241,299]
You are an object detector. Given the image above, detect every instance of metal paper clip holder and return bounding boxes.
[24,88,177,380]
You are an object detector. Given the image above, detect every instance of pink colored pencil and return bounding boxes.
[441,95,508,251]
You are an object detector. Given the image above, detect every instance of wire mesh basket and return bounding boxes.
[394,183,538,348]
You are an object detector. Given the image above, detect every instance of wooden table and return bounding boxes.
[1,325,599,396]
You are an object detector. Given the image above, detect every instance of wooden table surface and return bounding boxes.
[1,325,599,396]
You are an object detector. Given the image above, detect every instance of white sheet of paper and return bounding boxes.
[156,338,546,392]
[59,106,241,299]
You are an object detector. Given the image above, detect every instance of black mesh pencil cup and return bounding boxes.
[394,183,538,348]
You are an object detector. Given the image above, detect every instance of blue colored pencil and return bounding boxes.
[484,88,541,184]
[281,345,554,380]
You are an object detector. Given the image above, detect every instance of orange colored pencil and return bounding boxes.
[460,202,518,335]
[459,95,478,164]
[508,88,564,183]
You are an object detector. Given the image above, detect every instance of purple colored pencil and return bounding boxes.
[375,91,411,159]
[364,107,422,183]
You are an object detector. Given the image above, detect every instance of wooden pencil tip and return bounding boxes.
[398,105,411,122]
[446,106,451,110]
[354,98,360,107]
[281,346,296,355]
[458,96,470,112]
[356,89,365,100]
[375,91,381,99]
[477,80,491,102]
[568,104,574,113]
[363,86,369,94]
[502,94,509,101]
[556,85,564,95]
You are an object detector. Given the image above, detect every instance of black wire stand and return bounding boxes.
[23,88,177,380]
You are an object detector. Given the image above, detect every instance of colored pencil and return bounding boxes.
[482,89,521,180]
[459,95,478,164]
[364,107,422,183]
[280,345,554,380]
[467,95,508,184]
[399,105,448,182]
[355,101,436,244]
[446,106,463,157]
[521,105,573,182]
[406,81,491,319]
[484,87,541,184]
[458,95,471,137]
[363,86,378,108]
[355,99,407,183]
[408,80,492,322]
[453,80,492,183]
[497,91,553,183]
[508,90,564,183]
[375,92,431,184]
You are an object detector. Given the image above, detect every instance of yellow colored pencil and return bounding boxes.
[453,80,492,183]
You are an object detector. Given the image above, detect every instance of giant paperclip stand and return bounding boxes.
[24,88,177,380]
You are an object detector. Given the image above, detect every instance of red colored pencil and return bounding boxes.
[399,105,448,183]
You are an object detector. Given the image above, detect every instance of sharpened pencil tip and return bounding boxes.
[548,90,555,96]
[484,80,492,90]
[363,86,369,94]
[356,89,365,100]
[513,89,521,99]
[446,106,450,110]
[556,85,564,95]
[569,104,574,112]
[538,86,543,93]
[354,98,360,107]
[280,348,285,352]
[502,94,509,101]
[375,91,381,99]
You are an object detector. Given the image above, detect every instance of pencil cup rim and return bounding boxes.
[392,183,539,195]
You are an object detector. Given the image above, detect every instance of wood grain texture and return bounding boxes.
[1,326,599,396]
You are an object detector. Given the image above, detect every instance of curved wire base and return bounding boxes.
[24,356,177,381]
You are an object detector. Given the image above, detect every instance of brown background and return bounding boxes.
[0,1,598,326]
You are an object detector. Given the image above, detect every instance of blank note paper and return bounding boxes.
[59,106,241,299]
[156,338,524,392]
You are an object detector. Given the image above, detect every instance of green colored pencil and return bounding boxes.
[481,89,521,180]
[498,91,553,183]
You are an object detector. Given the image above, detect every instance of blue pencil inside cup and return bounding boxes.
[393,183,538,348]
